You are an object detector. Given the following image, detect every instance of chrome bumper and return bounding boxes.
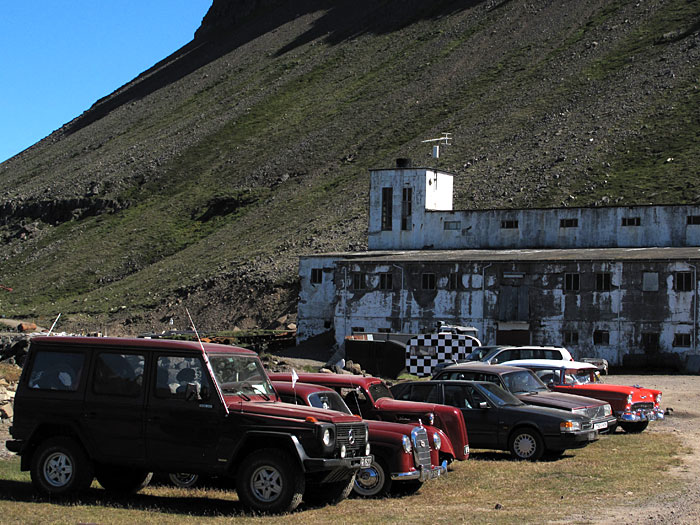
[391,461,447,482]
[619,407,664,422]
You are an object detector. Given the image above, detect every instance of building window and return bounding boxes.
[622,217,641,227]
[351,327,365,333]
[596,272,612,291]
[593,330,610,345]
[688,215,700,225]
[310,268,323,284]
[352,273,366,290]
[642,272,659,292]
[447,273,459,291]
[381,187,393,231]
[501,219,518,229]
[564,273,580,292]
[379,272,393,290]
[422,273,436,290]
[673,333,691,347]
[675,272,693,292]
[401,187,412,231]
[641,332,660,352]
[560,218,578,228]
[444,221,461,231]
[564,331,579,345]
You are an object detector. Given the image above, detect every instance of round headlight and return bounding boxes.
[401,435,412,454]
[433,432,442,451]
[655,393,662,405]
[427,412,435,426]
[627,394,633,405]
[365,442,371,456]
[340,444,347,458]
[322,428,331,446]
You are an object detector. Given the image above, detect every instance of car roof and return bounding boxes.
[268,372,383,387]
[501,358,597,369]
[437,362,525,375]
[30,336,256,355]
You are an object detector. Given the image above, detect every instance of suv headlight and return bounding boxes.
[322,428,332,446]
[433,432,442,451]
[365,442,371,455]
[401,435,412,453]
[560,420,581,432]
[604,404,612,417]
[572,408,587,416]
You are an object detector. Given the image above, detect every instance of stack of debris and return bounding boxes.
[0,379,15,421]
[0,336,30,367]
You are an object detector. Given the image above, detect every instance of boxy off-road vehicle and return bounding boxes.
[6,336,371,513]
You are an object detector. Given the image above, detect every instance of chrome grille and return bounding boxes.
[631,402,654,411]
[411,427,432,470]
[336,422,368,456]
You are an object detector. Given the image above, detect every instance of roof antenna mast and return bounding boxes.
[421,132,452,159]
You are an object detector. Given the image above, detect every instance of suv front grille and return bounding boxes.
[411,427,431,470]
[336,422,367,457]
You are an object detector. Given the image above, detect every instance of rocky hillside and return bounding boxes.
[0,0,698,335]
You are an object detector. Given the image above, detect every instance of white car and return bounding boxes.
[480,346,573,365]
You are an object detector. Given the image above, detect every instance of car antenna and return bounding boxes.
[186,307,229,415]
[47,313,61,336]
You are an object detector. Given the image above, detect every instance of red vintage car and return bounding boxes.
[502,359,664,433]
[269,372,469,463]
[273,381,446,497]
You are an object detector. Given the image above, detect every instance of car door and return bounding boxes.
[82,350,147,464]
[453,384,502,450]
[144,353,224,471]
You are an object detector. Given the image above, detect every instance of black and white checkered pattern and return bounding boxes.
[406,333,480,377]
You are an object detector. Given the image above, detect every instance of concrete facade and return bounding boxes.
[298,164,700,368]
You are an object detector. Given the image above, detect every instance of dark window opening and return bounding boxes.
[673,333,691,347]
[447,273,459,291]
[379,272,393,290]
[353,273,366,290]
[593,330,610,345]
[401,187,412,231]
[596,272,612,291]
[675,271,693,292]
[564,331,579,345]
[501,219,518,229]
[560,218,578,228]
[641,333,660,353]
[422,273,436,290]
[381,187,393,231]
[688,215,700,225]
[622,217,641,227]
[565,273,580,292]
[310,268,323,284]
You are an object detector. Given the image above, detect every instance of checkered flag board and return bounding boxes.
[406,333,480,377]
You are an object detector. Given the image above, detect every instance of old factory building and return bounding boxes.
[298,161,700,369]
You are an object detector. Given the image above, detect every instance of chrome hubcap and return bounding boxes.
[513,434,536,458]
[43,452,73,487]
[251,466,283,502]
[354,463,384,495]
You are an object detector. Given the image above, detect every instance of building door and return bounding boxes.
[497,285,530,345]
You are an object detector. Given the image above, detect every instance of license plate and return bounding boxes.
[360,457,372,468]
[594,422,607,430]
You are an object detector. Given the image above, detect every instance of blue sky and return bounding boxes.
[0,1,212,163]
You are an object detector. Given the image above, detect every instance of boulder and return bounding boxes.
[0,402,13,420]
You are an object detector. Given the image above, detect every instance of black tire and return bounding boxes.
[392,480,423,496]
[95,465,152,494]
[305,475,355,506]
[236,448,304,514]
[620,421,649,433]
[543,448,566,459]
[30,437,94,497]
[168,472,200,489]
[353,458,391,498]
[509,428,544,461]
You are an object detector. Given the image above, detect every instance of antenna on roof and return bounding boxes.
[422,132,452,159]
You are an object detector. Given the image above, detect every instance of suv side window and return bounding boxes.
[155,356,210,400]
[93,352,145,397]
[28,351,85,391]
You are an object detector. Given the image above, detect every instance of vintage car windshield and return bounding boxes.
[503,370,548,394]
[477,382,524,407]
[208,354,275,397]
[307,391,352,414]
[568,369,594,385]
[368,382,393,401]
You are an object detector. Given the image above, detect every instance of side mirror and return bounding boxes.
[491,358,498,364]
[479,402,489,409]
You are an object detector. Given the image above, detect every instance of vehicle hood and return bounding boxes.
[517,391,605,410]
[564,383,658,402]
[507,403,591,422]
[375,397,448,416]
[228,398,361,423]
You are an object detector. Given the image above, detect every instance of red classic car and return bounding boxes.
[269,372,470,463]
[502,359,664,433]
[273,381,446,497]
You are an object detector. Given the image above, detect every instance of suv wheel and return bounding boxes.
[353,459,390,498]
[30,437,94,497]
[95,465,152,493]
[620,421,649,433]
[168,472,200,489]
[509,428,544,461]
[236,449,304,514]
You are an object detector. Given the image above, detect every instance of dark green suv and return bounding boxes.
[7,336,371,513]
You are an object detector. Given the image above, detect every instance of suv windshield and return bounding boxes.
[208,354,275,398]
[503,370,548,394]
[476,382,524,407]
[368,381,393,401]
[308,391,352,414]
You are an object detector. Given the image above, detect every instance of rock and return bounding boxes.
[0,402,13,420]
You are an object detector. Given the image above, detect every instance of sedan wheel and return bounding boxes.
[509,428,544,461]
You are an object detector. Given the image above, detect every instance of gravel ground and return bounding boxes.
[1,373,699,523]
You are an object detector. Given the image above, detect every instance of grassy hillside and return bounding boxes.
[1,0,698,334]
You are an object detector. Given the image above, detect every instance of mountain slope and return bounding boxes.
[1,0,698,334]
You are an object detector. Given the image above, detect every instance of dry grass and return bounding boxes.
[0,430,683,524]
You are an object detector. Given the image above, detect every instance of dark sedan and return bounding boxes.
[391,380,598,460]
[432,362,617,433]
